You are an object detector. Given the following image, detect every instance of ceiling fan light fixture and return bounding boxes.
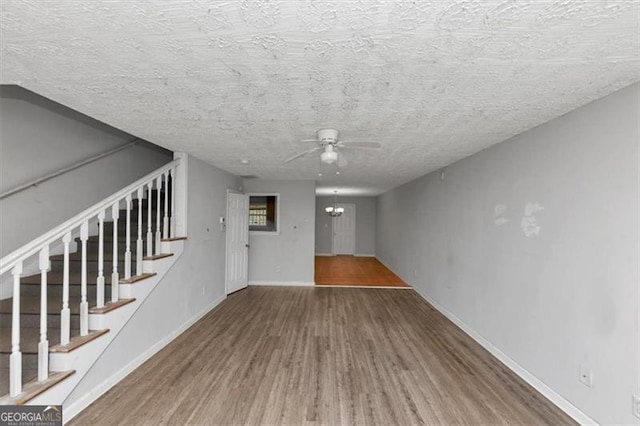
[321,146,338,164]
[286,128,379,166]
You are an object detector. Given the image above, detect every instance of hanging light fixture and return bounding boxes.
[320,144,338,164]
[325,190,344,217]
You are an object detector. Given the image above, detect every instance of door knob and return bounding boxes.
[245,244,250,248]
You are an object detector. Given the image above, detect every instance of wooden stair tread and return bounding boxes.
[143,253,173,261]
[50,329,109,353]
[119,273,156,284]
[0,328,108,354]
[161,236,187,242]
[89,299,135,314]
[0,370,75,405]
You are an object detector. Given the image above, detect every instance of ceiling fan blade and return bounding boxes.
[300,139,321,143]
[337,141,382,149]
[337,150,348,167]
[284,146,321,163]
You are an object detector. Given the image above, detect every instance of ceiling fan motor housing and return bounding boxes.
[317,128,339,144]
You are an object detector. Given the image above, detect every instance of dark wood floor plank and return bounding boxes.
[70,287,575,425]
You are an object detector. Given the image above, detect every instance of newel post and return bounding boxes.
[173,152,188,237]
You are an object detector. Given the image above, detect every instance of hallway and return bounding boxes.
[314,256,409,288]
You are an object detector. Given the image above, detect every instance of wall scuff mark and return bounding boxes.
[521,201,545,236]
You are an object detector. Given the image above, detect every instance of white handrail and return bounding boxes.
[0,140,142,200]
[0,159,179,275]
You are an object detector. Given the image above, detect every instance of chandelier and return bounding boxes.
[325,191,344,217]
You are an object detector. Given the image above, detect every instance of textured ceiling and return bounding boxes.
[1,1,638,195]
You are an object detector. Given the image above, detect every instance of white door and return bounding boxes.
[332,203,356,255]
[226,192,249,294]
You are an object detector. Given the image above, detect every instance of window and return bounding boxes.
[249,194,278,233]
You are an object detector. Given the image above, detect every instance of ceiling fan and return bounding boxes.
[284,128,381,167]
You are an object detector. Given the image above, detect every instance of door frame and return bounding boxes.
[225,189,248,295]
[331,203,356,255]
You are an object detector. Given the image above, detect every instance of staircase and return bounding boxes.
[0,155,187,406]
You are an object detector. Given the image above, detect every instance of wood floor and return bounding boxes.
[314,256,409,287]
[71,287,574,425]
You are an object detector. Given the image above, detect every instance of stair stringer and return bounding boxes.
[26,239,185,407]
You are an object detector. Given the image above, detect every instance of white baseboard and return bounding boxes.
[248,281,314,287]
[410,285,597,425]
[314,253,376,257]
[63,294,226,423]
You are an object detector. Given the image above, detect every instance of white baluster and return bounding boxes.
[111,202,120,303]
[38,247,50,381]
[163,171,169,239]
[136,187,144,276]
[147,182,153,257]
[155,176,162,254]
[60,232,71,346]
[170,167,177,237]
[124,194,132,279]
[97,210,106,308]
[10,261,23,397]
[80,221,89,336]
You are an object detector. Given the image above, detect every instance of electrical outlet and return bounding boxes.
[202,287,206,296]
[579,365,593,388]
[632,395,640,419]
[275,265,281,273]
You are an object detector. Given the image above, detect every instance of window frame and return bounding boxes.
[247,193,280,235]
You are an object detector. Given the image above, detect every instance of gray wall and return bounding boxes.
[243,179,316,284]
[0,85,172,256]
[315,196,376,256]
[65,155,241,407]
[376,83,639,425]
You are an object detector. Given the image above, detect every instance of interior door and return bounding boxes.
[332,203,356,255]
[226,192,249,294]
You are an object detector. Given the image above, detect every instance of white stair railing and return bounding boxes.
[10,262,22,396]
[60,233,71,346]
[146,183,153,258]
[136,187,144,276]
[155,176,162,255]
[111,203,119,303]
[96,211,106,309]
[124,195,132,280]
[38,247,49,381]
[80,222,89,336]
[0,156,185,398]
